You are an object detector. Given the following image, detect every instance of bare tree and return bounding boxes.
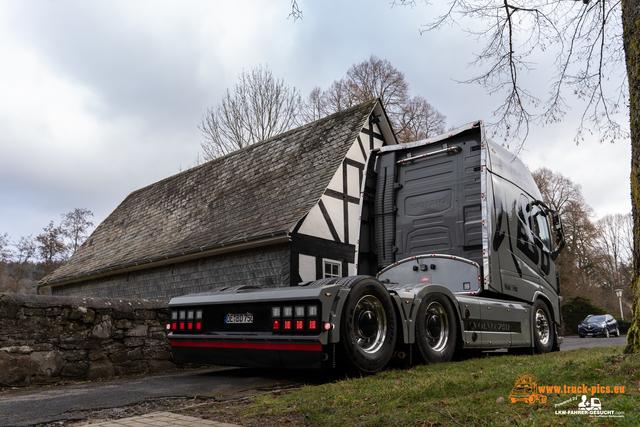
[532,167,584,214]
[61,208,94,254]
[532,168,600,297]
[36,221,68,276]
[300,86,329,124]
[0,233,9,263]
[390,1,628,147]
[596,213,633,314]
[396,95,447,142]
[199,65,302,160]
[0,233,9,288]
[316,56,446,143]
[322,79,362,115]
[321,56,410,126]
[2,236,37,293]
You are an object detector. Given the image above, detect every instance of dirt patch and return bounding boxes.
[174,390,309,427]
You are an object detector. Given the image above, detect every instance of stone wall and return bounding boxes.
[0,293,177,387]
[49,244,291,301]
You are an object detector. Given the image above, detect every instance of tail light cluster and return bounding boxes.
[168,309,203,333]
[271,304,319,333]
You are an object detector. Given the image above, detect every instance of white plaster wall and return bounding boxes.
[346,138,366,163]
[320,195,344,242]
[296,203,333,240]
[347,164,360,198]
[326,167,342,193]
[299,254,316,282]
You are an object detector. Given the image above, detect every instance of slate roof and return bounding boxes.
[41,99,381,286]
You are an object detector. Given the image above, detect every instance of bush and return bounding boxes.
[615,317,633,334]
[561,296,606,335]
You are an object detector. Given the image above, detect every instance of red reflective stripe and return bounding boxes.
[171,340,321,352]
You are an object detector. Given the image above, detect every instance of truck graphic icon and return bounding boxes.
[509,374,547,404]
[578,395,602,411]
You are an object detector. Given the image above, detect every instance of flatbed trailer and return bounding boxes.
[168,121,565,373]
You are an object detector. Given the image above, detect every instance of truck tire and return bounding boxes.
[533,300,553,353]
[415,293,458,364]
[339,277,397,374]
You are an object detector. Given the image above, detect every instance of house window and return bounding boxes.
[323,259,342,278]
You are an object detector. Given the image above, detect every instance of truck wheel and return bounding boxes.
[415,293,458,364]
[339,277,397,374]
[533,300,553,354]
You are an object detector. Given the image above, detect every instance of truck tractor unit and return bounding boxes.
[168,121,566,373]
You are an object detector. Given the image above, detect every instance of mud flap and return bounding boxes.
[387,343,413,368]
[552,323,563,352]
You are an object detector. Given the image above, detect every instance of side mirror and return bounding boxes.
[529,200,566,260]
[549,210,565,260]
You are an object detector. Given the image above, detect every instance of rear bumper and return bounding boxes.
[170,337,325,369]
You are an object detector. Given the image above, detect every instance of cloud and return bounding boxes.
[0,0,631,246]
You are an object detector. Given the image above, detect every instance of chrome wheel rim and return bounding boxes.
[354,295,387,354]
[535,309,550,345]
[424,301,449,352]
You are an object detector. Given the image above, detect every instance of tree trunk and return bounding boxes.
[623,0,640,353]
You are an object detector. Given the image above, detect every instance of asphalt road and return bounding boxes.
[0,335,627,427]
[0,366,338,427]
[561,333,627,351]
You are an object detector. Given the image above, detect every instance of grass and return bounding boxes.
[181,346,640,426]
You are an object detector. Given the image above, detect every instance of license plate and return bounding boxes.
[225,313,253,324]
[586,333,592,336]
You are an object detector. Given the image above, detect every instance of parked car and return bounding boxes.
[578,314,620,338]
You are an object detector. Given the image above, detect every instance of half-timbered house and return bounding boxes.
[38,99,396,300]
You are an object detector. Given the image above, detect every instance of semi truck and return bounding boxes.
[167,121,566,373]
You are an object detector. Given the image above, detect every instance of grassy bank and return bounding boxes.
[181,347,639,426]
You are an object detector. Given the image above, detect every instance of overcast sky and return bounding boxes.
[0,1,631,245]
